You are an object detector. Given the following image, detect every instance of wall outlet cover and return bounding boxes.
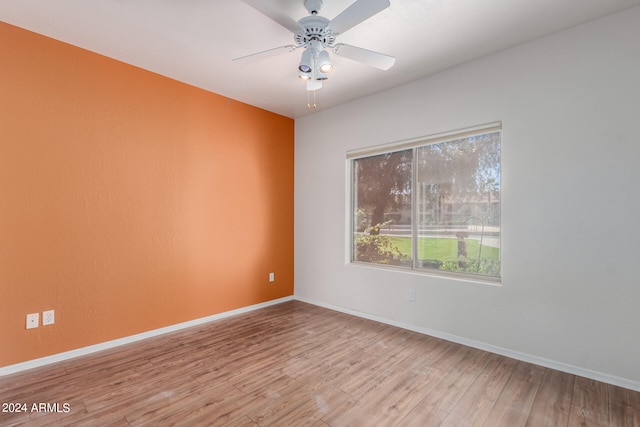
[43,310,55,326]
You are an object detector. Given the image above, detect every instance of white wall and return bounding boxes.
[294,6,640,388]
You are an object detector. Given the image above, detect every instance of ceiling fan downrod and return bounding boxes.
[304,0,324,15]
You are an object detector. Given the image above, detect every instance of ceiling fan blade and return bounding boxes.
[328,0,390,34]
[333,43,396,70]
[233,45,297,63]
[242,0,303,33]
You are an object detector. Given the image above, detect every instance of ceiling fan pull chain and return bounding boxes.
[307,89,317,110]
[236,0,395,114]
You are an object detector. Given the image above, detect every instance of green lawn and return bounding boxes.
[389,236,499,262]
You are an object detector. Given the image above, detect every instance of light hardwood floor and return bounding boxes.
[1,300,639,426]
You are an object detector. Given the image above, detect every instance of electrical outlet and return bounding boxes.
[43,310,55,326]
[269,272,275,282]
[26,313,39,329]
[408,289,416,302]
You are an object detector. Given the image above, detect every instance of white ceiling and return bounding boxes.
[2,0,640,118]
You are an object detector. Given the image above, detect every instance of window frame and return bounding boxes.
[347,123,502,284]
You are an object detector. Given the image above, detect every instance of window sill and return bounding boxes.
[347,261,502,286]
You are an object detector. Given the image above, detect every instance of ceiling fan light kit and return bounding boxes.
[317,50,333,74]
[298,48,314,74]
[236,0,395,107]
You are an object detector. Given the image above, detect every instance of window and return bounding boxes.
[350,124,501,281]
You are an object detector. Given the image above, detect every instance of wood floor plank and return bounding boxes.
[328,364,442,426]
[29,410,130,427]
[397,346,493,426]
[243,375,313,425]
[441,353,519,426]
[257,384,351,426]
[0,365,68,395]
[525,368,575,426]
[1,300,639,427]
[479,360,544,427]
[568,376,610,427]
[0,410,31,427]
[609,384,640,426]
[152,384,256,426]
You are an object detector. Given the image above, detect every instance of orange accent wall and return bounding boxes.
[0,22,294,368]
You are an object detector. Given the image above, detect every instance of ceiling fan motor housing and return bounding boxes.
[294,15,335,47]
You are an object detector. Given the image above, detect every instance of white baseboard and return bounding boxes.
[4,294,639,393]
[0,296,294,377]
[294,295,640,393]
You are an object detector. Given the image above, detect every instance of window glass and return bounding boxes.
[416,132,500,278]
[350,126,501,281]
[352,149,412,267]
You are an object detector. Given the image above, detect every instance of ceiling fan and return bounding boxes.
[234,0,395,94]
